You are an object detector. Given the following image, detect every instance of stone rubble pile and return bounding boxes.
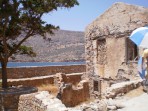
[67,99,107,111]
[106,98,125,111]
[18,91,108,111]
[105,79,142,98]
[18,79,143,111]
[18,91,67,111]
[54,73,90,107]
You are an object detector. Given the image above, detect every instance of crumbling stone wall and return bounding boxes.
[8,76,54,87]
[0,87,37,111]
[106,79,142,98]
[85,2,148,98]
[54,73,89,107]
[8,73,83,87]
[59,80,89,107]
[0,65,85,79]
[18,91,67,111]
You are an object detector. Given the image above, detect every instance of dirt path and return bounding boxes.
[118,87,148,111]
[119,93,148,111]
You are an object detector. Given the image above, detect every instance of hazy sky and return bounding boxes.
[42,0,148,32]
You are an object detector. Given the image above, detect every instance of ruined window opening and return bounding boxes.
[126,38,138,62]
[93,80,99,91]
[97,38,107,65]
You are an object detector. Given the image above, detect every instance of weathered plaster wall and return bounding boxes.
[105,37,126,78]
[0,65,85,79]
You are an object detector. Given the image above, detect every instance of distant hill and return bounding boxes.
[10,30,85,62]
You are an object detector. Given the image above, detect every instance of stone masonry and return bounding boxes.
[54,73,90,107]
[0,65,85,79]
[85,2,148,98]
[0,86,37,111]
[18,91,67,111]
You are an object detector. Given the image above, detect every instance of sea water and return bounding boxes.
[0,61,85,68]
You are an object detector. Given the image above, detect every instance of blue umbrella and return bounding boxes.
[130,27,148,48]
[138,56,146,79]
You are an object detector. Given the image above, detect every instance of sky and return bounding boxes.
[42,0,148,32]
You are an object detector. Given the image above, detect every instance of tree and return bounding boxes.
[0,0,79,88]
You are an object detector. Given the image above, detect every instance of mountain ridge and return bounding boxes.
[10,30,85,62]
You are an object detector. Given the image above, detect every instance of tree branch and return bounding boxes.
[8,29,34,57]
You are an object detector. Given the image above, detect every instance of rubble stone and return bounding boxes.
[105,79,142,98]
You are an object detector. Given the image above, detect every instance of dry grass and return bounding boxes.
[124,86,144,98]
[37,84,58,96]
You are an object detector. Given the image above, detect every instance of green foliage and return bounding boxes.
[0,0,79,88]
[0,0,79,40]
[0,0,78,58]
[19,45,36,57]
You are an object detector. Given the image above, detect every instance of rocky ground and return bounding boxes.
[118,92,148,111]
[30,79,148,111]
[106,86,148,111]
[17,78,148,111]
[69,85,148,111]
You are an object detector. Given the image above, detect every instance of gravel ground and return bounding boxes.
[119,93,148,111]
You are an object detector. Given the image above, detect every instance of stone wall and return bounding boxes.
[8,76,54,87]
[8,73,83,87]
[105,37,127,78]
[59,80,90,107]
[18,82,89,110]
[85,36,132,78]
[0,86,37,111]
[106,79,142,98]
[85,38,94,78]
[84,2,148,98]
[0,65,85,79]
[18,91,67,111]
[54,73,90,107]
[85,2,148,40]
[85,32,138,98]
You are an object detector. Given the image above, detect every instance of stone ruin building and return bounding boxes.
[85,2,148,98]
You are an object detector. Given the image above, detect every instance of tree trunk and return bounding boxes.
[1,61,8,88]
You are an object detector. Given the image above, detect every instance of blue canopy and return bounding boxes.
[138,57,145,79]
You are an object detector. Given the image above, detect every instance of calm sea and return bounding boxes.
[0,61,85,68]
